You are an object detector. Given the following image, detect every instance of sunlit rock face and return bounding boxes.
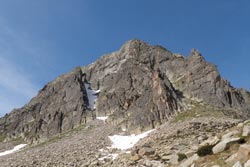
[83,39,250,132]
[1,39,250,143]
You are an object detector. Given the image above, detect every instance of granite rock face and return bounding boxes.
[0,39,250,142]
[164,48,250,110]
[83,39,250,131]
[83,40,184,132]
[0,67,90,143]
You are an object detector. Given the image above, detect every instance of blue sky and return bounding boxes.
[0,0,249,116]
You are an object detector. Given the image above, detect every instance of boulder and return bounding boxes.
[179,154,199,167]
[138,147,155,157]
[212,138,240,154]
[170,154,179,165]
[237,123,244,127]
[225,153,240,165]
[242,125,250,137]
[232,161,243,167]
[244,160,250,167]
[238,144,250,161]
[222,130,240,140]
[131,154,140,162]
[244,120,250,124]
[200,136,220,147]
[225,144,250,165]
[144,160,165,167]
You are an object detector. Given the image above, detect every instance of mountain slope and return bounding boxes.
[0,39,250,144]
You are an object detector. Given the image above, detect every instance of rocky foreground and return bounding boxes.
[1,107,250,167]
[0,120,117,167]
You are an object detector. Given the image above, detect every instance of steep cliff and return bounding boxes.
[0,67,91,143]
[83,39,250,131]
[0,39,250,143]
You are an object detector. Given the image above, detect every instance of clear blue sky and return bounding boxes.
[0,0,249,116]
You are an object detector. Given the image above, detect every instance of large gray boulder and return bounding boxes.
[242,125,250,137]
[212,138,240,154]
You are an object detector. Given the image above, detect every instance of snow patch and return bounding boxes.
[108,129,155,150]
[84,83,100,110]
[0,144,27,157]
[96,116,108,121]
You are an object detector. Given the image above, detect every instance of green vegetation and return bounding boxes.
[178,153,187,162]
[197,145,214,157]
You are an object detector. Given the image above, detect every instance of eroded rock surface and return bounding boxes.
[0,39,250,147]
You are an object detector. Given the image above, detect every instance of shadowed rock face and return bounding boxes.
[0,39,250,142]
[0,67,90,143]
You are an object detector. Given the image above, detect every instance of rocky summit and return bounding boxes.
[0,39,250,167]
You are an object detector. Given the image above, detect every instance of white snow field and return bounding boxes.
[0,144,27,157]
[84,83,100,110]
[108,129,155,150]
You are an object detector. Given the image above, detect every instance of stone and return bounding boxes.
[131,154,140,162]
[144,160,165,167]
[244,120,250,124]
[138,147,155,157]
[212,138,240,154]
[161,155,171,161]
[238,144,250,161]
[232,161,243,167]
[222,130,240,140]
[242,125,250,137]
[244,160,250,167]
[89,160,99,167]
[185,150,196,158]
[200,136,220,147]
[225,153,240,165]
[170,154,179,165]
[237,123,244,127]
[179,154,199,167]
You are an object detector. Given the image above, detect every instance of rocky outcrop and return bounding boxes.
[82,39,250,132]
[0,67,90,143]
[82,40,184,132]
[164,49,250,111]
[1,39,250,143]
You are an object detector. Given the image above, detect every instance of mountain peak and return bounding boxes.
[1,39,250,147]
[189,48,204,59]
